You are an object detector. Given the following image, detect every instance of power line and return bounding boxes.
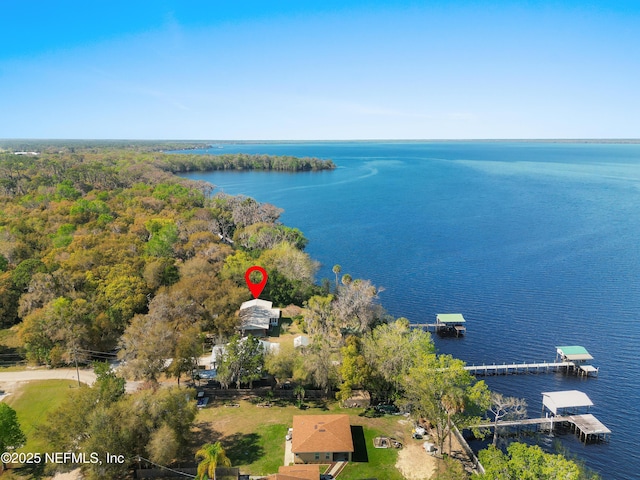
[81,353,118,361]
[135,456,196,478]
[77,348,118,356]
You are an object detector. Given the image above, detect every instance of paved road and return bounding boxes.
[0,368,96,385]
[0,368,140,393]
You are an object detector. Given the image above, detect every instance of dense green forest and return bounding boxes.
[0,143,333,371]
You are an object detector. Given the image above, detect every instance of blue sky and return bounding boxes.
[1,1,639,140]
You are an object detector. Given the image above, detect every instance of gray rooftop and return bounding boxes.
[542,390,594,415]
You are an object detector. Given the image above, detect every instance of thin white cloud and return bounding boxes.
[88,67,191,111]
[445,112,477,121]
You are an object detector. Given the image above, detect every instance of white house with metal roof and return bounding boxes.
[238,298,280,337]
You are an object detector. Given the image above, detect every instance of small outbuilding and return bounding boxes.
[294,335,310,348]
[260,339,280,354]
[211,344,227,369]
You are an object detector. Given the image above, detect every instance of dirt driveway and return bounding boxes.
[394,420,478,479]
[395,441,437,480]
[0,368,141,396]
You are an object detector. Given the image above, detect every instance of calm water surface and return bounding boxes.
[179,142,640,479]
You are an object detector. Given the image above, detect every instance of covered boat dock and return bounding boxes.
[555,346,599,376]
[542,390,610,443]
[477,389,611,443]
[435,313,467,336]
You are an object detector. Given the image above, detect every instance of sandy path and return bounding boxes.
[394,423,478,479]
[395,441,437,480]
[52,468,84,480]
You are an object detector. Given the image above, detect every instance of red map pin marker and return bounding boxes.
[245,266,268,299]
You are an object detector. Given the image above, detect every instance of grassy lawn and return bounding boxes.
[195,399,318,476]
[0,327,25,371]
[2,379,410,478]
[195,399,407,478]
[4,379,78,453]
[0,327,21,348]
[340,425,405,480]
[224,423,288,475]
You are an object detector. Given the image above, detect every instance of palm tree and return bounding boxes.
[332,264,341,289]
[293,384,305,408]
[195,442,231,480]
[442,390,465,455]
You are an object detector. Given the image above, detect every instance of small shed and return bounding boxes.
[294,335,310,348]
[211,344,227,368]
[259,339,280,354]
[435,313,466,336]
[542,390,593,416]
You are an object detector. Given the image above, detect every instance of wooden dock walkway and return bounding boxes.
[476,414,611,443]
[410,323,461,333]
[463,361,598,376]
[476,416,560,429]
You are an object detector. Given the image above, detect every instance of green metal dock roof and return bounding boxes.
[436,313,466,324]
[556,346,593,361]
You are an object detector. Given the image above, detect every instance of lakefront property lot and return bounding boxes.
[194,398,411,479]
[3,377,437,479]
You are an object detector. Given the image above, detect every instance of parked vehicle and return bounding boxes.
[374,404,400,414]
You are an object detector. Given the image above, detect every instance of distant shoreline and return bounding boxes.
[181,138,640,145]
[2,138,640,146]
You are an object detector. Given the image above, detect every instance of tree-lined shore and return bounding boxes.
[0,141,598,480]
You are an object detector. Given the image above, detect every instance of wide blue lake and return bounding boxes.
[178,141,640,479]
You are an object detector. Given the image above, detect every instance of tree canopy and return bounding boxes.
[478,443,601,480]
[40,370,197,480]
[403,353,490,455]
[0,403,26,455]
[0,144,325,374]
[195,441,232,480]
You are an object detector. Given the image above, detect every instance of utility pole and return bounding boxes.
[73,346,81,387]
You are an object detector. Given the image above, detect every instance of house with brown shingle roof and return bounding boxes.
[261,464,319,480]
[291,414,354,464]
